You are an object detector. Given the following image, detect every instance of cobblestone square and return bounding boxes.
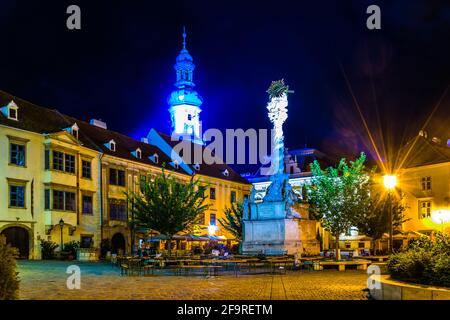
[17,261,369,300]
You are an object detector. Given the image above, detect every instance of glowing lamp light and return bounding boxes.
[208,224,217,236]
[432,210,450,225]
[383,175,397,190]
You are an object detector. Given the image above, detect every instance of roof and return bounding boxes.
[247,147,336,182]
[0,90,250,185]
[397,134,450,169]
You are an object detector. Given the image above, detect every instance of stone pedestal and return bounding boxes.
[242,202,320,255]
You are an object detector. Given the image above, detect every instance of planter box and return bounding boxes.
[370,275,450,300]
[76,248,99,261]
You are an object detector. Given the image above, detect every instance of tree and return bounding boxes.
[352,188,408,255]
[305,153,369,260]
[127,168,209,256]
[218,202,244,241]
[0,240,20,300]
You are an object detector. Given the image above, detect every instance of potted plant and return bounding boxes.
[63,241,80,260]
[39,240,59,260]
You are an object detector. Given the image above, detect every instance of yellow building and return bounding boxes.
[0,30,251,259]
[398,134,450,236]
[0,91,250,259]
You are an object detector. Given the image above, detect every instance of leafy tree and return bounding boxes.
[352,187,408,255]
[127,168,209,256]
[305,153,369,260]
[218,202,244,241]
[0,241,20,300]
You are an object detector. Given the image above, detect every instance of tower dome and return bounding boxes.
[168,27,204,144]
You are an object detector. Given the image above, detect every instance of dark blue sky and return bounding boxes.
[1,0,449,171]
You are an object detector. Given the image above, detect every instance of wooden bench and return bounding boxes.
[318,260,370,271]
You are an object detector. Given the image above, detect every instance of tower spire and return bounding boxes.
[182,26,186,49]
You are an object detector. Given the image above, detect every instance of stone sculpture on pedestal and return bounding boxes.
[242,80,319,255]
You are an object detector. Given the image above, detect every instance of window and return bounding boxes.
[72,128,79,139]
[65,192,76,211]
[188,114,192,121]
[110,141,116,151]
[210,187,216,200]
[52,151,64,171]
[210,213,216,226]
[80,236,93,248]
[65,154,75,173]
[230,191,236,203]
[418,200,432,219]
[10,143,25,166]
[109,200,127,221]
[52,190,76,211]
[45,150,50,170]
[109,168,126,186]
[9,185,25,208]
[53,190,65,210]
[82,195,93,214]
[82,160,91,179]
[9,108,17,120]
[421,177,431,191]
[136,149,142,159]
[198,212,206,225]
[140,175,147,192]
[358,242,365,249]
[44,189,50,210]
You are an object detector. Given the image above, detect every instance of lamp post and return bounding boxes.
[432,210,450,233]
[59,218,65,251]
[383,175,397,254]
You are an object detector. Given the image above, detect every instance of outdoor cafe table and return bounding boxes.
[200,259,249,276]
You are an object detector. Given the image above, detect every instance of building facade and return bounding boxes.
[0,30,250,259]
[398,134,450,236]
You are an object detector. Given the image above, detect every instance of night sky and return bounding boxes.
[1,0,449,173]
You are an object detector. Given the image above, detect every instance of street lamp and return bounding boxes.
[208,224,217,236]
[59,218,64,251]
[383,175,397,254]
[432,210,450,233]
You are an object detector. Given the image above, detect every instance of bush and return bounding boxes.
[387,232,450,287]
[0,243,20,300]
[63,241,80,257]
[40,240,59,259]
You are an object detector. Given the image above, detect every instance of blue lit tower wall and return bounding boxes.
[167,28,204,144]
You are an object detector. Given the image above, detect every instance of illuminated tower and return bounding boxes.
[168,27,203,144]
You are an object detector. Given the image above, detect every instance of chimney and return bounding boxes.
[90,119,107,129]
[141,137,149,144]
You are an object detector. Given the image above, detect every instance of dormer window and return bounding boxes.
[222,169,229,177]
[104,139,116,151]
[132,148,142,159]
[1,100,19,121]
[9,108,17,120]
[64,123,79,139]
[149,153,159,164]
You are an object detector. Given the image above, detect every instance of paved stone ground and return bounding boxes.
[17,261,369,300]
